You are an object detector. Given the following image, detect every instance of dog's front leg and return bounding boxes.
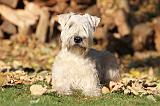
[52,65,73,95]
[80,77,101,97]
[82,85,101,97]
[52,78,73,95]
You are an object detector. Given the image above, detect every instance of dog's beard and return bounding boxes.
[67,44,88,56]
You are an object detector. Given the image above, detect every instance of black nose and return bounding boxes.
[74,36,82,44]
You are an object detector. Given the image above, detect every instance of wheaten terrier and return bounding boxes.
[52,13,120,96]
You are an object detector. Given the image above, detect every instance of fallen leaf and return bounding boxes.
[109,81,117,90]
[0,73,8,86]
[124,89,130,95]
[45,75,52,84]
[30,84,47,96]
[127,86,139,95]
[102,86,110,94]
[109,81,123,92]
[130,69,141,78]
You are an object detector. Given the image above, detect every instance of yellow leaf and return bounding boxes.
[130,69,141,78]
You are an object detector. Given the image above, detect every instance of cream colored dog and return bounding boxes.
[52,13,119,96]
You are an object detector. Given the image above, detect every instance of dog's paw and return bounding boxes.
[83,89,101,97]
[57,89,73,96]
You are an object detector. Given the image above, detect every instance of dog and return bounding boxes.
[52,13,120,96]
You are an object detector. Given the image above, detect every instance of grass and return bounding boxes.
[0,85,160,106]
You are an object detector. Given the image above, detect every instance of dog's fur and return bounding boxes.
[52,13,120,96]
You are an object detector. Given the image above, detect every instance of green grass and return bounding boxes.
[0,85,160,106]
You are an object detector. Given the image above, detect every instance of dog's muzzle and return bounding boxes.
[74,36,83,44]
[66,36,88,56]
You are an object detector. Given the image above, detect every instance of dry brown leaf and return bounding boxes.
[124,89,131,94]
[30,84,47,96]
[45,75,52,84]
[127,86,139,95]
[131,81,146,93]
[102,86,110,94]
[0,73,8,86]
[109,81,123,92]
[109,81,117,90]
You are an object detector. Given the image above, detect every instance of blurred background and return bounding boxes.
[0,0,160,75]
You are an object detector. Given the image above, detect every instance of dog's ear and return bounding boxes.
[84,14,100,31]
[58,12,75,29]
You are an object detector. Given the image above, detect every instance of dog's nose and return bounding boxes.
[74,36,82,44]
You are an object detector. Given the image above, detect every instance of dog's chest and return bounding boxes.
[54,51,97,76]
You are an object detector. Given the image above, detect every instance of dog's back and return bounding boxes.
[86,49,120,85]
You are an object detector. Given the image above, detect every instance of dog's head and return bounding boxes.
[58,13,100,55]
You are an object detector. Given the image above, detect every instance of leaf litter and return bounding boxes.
[0,38,160,97]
